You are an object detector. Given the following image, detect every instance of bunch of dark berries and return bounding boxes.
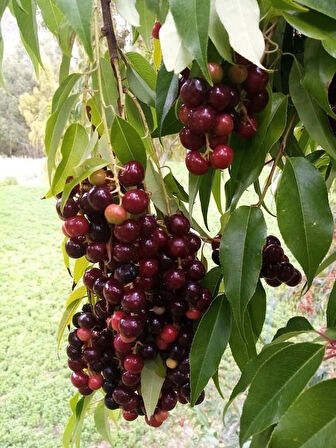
[260,235,302,287]
[211,234,302,288]
[178,55,269,175]
[57,161,211,426]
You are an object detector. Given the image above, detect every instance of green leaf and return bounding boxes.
[200,266,222,297]
[295,0,336,20]
[209,0,232,62]
[51,73,81,113]
[190,295,232,406]
[65,285,87,307]
[240,342,325,445]
[141,356,166,418]
[12,0,42,72]
[164,172,189,202]
[94,401,114,446]
[317,251,336,275]
[276,157,333,286]
[302,39,336,118]
[61,157,109,209]
[99,58,119,110]
[327,282,336,328]
[225,92,288,209]
[73,258,90,285]
[61,237,70,272]
[126,51,156,106]
[251,426,275,448]
[212,169,223,214]
[151,104,183,137]
[216,0,264,67]
[145,161,177,215]
[115,0,139,27]
[56,0,93,60]
[212,369,224,399]
[224,343,291,416]
[156,64,178,136]
[273,316,315,342]
[57,298,83,349]
[144,0,168,22]
[45,93,80,181]
[159,11,193,73]
[37,0,63,36]
[51,124,89,196]
[170,0,211,82]
[62,393,80,448]
[135,0,156,48]
[269,379,336,448]
[220,206,267,332]
[270,0,308,12]
[248,281,266,341]
[110,116,147,168]
[199,168,215,230]
[69,394,94,447]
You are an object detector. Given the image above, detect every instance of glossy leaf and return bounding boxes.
[51,124,89,196]
[199,168,215,230]
[135,0,156,48]
[156,64,179,136]
[295,0,336,19]
[61,237,70,272]
[51,73,81,113]
[73,257,90,286]
[327,282,336,328]
[56,0,93,60]
[170,0,211,82]
[141,356,166,418]
[57,298,83,349]
[251,426,275,448]
[269,379,336,448]
[220,206,267,332]
[115,0,139,26]
[216,0,264,67]
[45,93,80,180]
[270,0,308,12]
[164,172,189,202]
[209,0,232,62]
[94,401,114,446]
[272,317,315,342]
[144,0,168,22]
[159,11,193,73]
[302,39,336,118]
[212,169,223,214]
[212,369,224,399]
[151,104,183,137]
[200,266,222,297]
[145,161,177,215]
[110,116,147,169]
[240,342,325,445]
[100,58,119,110]
[248,281,266,341]
[64,394,94,447]
[12,0,42,72]
[126,51,156,106]
[276,157,333,286]
[190,295,231,406]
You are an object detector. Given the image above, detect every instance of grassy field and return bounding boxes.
[0,161,331,448]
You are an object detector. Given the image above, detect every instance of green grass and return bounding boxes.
[0,166,330,447]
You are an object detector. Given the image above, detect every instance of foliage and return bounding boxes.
[3,0,336,447]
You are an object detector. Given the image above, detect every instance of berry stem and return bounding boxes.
[255,113,296,207]
[123,87,172,215]
[93,3,123,202]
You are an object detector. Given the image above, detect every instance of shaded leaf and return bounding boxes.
[115,0,139,27]
[51,73,81,113]
[209,0,232,62]
[200,266,222,297]
[273,316,315,342]
[94,401,114,446]
[199,168,215,230]
[135,0,156,48]
[141,356,166,418]
[145,161,177,215]
[327,281,336,328]
[156,64,179,136]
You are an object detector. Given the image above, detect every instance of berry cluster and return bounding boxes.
[57,164,211,426]
[260,235,302,287]
[211,234,302,288]
[178,57,269,175]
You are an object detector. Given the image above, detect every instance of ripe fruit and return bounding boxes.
[244,66,269,93]
[77,328,92,342]
[56,197,79,220]
[103,279,124,304]
[113,334,134,353]
[160,324,178,344]
[124,354,144,373]
[179,127,205,150]
[87,185,113,211]
[64,216,89,237]
[139,259,159,277]
[167,213,190,236]
[119,315,144,339]
[236,116,258,138]
[185,151,209,175]
[118,161,145,187]
[71,371,89,388]
[210,145,234,169]
[214,113,234,136]
[123,410,138,421]
[208,84,231,111]
[122,189,149,215]
[286,269,302,287]
[121,288,146,313]
[104,204,128,224]
[122,371,140,387]
[247,89,269,113]
[188,105,216,134]
[178,104,192,124]
[86,242,108,263]
[88,373,103,390]
[207,62,224,83]
[163,269,186,290]
[180,78,207,107]
[65,238,87,259]
[186,308,201,320]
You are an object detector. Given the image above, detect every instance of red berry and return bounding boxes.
[185,232,201,253]
[88,373,103,390]
[64,216,89,237]
[286,269,302,287]
[210,145,234,169]
[123,354,144,373]
[138,214,157,236]
[154,409,169,423]
[179,127,205,150]
[207,62,224,84]
[187,260,206,280]
[119,315,144,339]
[78,386,93,396]
[185,151,209,175]
[86,242,108,263]
[152,228,169,249]
[123,410,138,421]
[187,105,217,134]
[152,21,161,39]
[139,259,159,277]
[208,134,228,149]
[244,66,269,93]
[160,324,178,344]
[77,328,92,342]
[178,104,192,125]
[71,371,89,388]
[247,89,269,113]
[145,415,162,427]
[103,279,124,304]
[156,337,169,350]
[214,113,234,136]
[159,389,177,411]
[180,78,207,107]
[113,334,134,353]
[167,213,190,236]
[167,237,189,258]
[235,116,258,138]
[208,84,231,111]
[186,308,201,319]
[163,268,186,290]
[118,161,145,187]
[122,371,140,387]
[121,287,146,313]
[114,219,141,243]
[68,358,87,372]
[83,268,103,290]
[122,189,149,215]
[111,310,126,331]
[87,185,113,211]
[104,204,128,224]
[56,197,79,220]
